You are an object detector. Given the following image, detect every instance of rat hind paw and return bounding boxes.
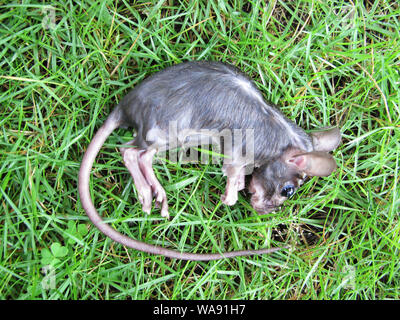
[121,145,155,214]
[138,149,170,219]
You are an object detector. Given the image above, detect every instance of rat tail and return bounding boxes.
[78,111,287,260]
[78,112,122,240]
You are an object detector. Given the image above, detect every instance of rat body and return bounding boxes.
[78,61,341,260]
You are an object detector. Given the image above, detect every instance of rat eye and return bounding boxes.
[281,185,295,198]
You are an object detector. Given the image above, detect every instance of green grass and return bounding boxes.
[0,0,399,299]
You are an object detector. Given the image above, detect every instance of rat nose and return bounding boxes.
[264,200,278,213]
[256,205,277,215]
[250,194,278,214]
[252,200,277,214]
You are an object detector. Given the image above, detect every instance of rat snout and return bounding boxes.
[250,194,278,214]
[256,205,278,214]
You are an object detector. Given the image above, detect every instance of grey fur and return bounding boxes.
[117,61,312,159]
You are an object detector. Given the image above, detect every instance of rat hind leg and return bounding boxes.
[138,148,169,219]
[120,140,153,214]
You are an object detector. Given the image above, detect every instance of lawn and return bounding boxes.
[0,0,399,299]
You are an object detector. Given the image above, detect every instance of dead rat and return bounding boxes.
[78,61,341,261]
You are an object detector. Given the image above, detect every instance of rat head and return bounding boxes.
[249,127,341,214]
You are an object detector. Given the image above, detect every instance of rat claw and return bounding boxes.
[154,191,169,218]
[161,211,169,219]
[156,192,164,204]
[160,204,169,219]
[142,206,151,215]
[221,193,238,206]
[149,183,169,216]
[139,185,153,214]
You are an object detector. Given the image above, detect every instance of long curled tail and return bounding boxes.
[78,114,287,261]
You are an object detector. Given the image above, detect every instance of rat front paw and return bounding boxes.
[221,193,238,206]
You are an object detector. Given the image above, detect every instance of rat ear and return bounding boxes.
[286,151,338,177]
[311,127,341,152]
